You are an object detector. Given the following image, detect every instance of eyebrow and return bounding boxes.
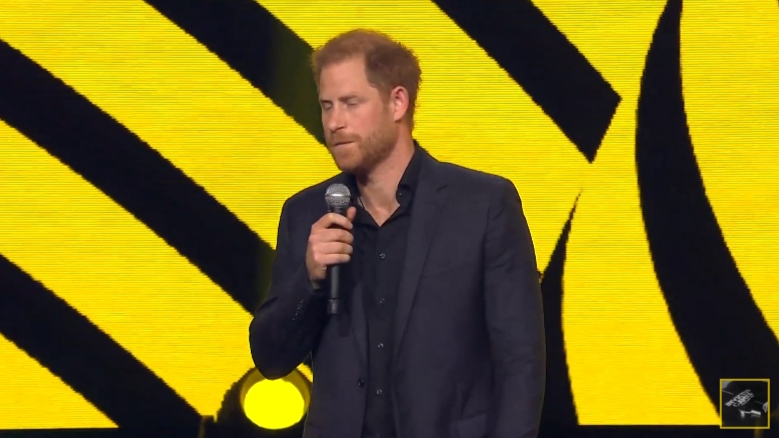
[320,94,360,104]
[339,94,359,102]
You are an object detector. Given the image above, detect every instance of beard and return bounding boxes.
[326,121,397,177]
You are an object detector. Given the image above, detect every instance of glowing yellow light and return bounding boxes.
[241,367,312,430]
[244,380,305,430]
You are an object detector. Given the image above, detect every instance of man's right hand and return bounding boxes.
[306,206,357,282]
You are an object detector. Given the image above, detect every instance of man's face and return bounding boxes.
[318,57,398,176]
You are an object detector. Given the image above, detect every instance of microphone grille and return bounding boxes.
[325,183,351,208]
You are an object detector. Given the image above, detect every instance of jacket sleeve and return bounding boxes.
[249,198,328,380]
[484,179,546,438]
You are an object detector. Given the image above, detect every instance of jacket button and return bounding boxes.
[357,378,365,387]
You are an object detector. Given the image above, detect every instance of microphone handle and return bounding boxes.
[327,205,349,315]
[327,264,341,315]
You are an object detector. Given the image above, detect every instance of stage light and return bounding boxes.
[208,365,312,438]
[242,365,312,430]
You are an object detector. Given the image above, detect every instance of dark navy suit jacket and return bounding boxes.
[250,148,546,438]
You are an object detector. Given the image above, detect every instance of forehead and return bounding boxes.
[318,57,374,96]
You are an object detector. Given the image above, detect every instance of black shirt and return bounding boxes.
[346,145,422,438]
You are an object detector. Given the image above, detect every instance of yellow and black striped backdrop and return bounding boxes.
[0,0,778,435]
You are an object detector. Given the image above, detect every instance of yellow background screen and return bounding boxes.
[0,0,777,431]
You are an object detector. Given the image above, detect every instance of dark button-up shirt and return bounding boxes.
[346,144,422,438]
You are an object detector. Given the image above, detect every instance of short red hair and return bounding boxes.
[311,29,422,129]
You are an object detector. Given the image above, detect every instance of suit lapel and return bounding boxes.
[392,157,448,363]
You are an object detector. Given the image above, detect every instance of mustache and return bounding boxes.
[327,135,360,146]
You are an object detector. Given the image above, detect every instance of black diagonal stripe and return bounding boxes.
[0,39,272,313]
[0,254,202,427]
[539,198,579,430]
[432,1,620,162]
[144,0,324,145]
[636,0,779,410]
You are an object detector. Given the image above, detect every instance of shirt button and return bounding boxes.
[357,378,365,387]
[379,298,386,305]
[378,343,385,349]
[376,389,383,396]
[379,253,386,259]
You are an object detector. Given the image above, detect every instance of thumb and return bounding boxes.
[346,206,357,221]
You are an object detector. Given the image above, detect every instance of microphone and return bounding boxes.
[324,183,351,315]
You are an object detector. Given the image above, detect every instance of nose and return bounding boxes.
[325,106,345,133]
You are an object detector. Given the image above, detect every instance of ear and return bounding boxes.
[388,86,410,123]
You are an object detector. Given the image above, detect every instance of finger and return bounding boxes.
[314,228,353,244]
[312,212,352,231]
[311,212,338,230]
[319,253,351,266]
[317,241,353,255]
[346,206,357,221]
[328,212,353,230]
[320,228,353,244]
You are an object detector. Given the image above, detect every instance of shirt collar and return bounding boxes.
[346,140,423,207]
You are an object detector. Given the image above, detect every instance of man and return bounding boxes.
[250,29,545,438]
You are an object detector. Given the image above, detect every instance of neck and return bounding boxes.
[356,132,415,213]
